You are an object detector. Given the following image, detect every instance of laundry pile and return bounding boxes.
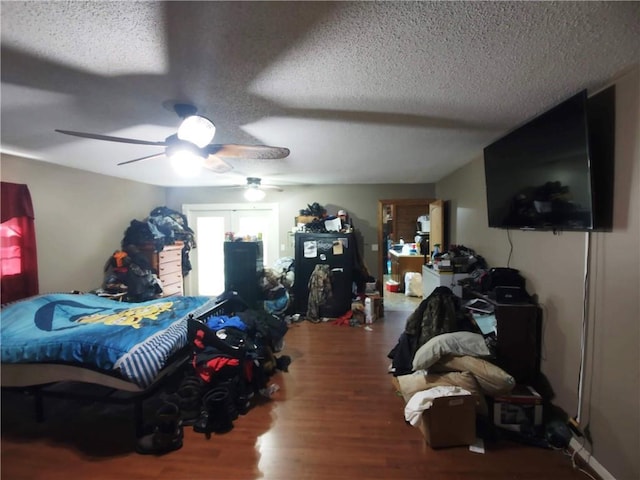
[97,206,197,302]
[121,206,196,277]
[136,294,291,455]
[260,256,295,318]
[388,286,515,422]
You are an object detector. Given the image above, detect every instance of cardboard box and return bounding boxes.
[417,394,477,448]
[493,385,543,431]
[295,215,319,225]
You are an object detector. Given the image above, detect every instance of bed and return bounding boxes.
[0,292,234,435]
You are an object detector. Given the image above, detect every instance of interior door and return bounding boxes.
[183,203,279,296]
[429,200,444,252]
[377,198,440,295]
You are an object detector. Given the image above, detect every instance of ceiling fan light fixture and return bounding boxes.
[244,186,266,202]
[168,148,205,177]
[177,115,216,148]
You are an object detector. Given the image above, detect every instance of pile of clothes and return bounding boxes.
[121,206,196,277]
[101,249,162,302]
[100,206,197,302]
[259,257,295,317]
[388,286,515,420]
[137,294,291,455]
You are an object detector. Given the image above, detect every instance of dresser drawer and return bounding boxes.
[160,270,183,287]
[162,280,183,297]
[139,243,184,296]
[158,258,182,276]
[158,248,182,265]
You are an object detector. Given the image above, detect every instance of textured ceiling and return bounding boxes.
[1,1,638,188]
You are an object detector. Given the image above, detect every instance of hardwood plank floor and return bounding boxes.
[1,299,594,480]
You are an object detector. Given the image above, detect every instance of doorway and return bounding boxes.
[182,203,279,296]
[376,198,441,295]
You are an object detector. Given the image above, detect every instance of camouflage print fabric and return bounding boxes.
[306,264,332,323]
[404,286,460,348]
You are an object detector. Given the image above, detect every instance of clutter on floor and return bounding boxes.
[388,273,570,451]
[134,292,292,455]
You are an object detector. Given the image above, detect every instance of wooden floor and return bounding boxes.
[1,299,594,480]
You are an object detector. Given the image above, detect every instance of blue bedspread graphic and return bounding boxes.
[1,293,218,387]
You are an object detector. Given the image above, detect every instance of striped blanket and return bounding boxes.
[1,293,218,388]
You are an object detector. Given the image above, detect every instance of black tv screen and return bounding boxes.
[483,87,614,231]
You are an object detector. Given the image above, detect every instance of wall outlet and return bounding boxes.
[371,243,378,251]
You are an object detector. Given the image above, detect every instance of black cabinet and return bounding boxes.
[224,241,263,309]
[493,303,542,385]
[294,232,355,317]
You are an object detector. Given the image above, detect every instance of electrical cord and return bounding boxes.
[536,301,548,363]
[564,436,597,480]
[576,232,591,425]
[506,229,513,267]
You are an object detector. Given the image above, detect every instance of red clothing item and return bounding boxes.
[332,310,353,326]
[194,357,240,383]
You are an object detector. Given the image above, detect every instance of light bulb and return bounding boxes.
[169,149,204,177]
[177,115,216,148]
[244,187,266,202]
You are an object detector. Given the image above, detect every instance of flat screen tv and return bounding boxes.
[483,86,615,232]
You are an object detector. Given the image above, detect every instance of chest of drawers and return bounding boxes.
[141,243,184,297]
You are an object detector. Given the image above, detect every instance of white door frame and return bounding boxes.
[182,203,280,296]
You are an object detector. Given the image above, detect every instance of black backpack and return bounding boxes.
[484,267,525,291]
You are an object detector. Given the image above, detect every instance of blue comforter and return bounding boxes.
[1,293,218,388]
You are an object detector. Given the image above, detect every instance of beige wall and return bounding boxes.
[0,154,166,292]
[436,68,640,480]
[166,184,436,279]
[1,153,435,291]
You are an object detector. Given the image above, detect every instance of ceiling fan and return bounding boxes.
[222,177,283,201]
[54,103,290,176]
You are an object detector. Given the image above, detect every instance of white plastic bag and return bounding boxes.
[404,272,422,297]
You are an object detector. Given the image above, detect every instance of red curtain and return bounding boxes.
[1,182,39,304]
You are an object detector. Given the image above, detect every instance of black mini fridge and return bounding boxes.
[224,241,263,309]
[294,232,355,317]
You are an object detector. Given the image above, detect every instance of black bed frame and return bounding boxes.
[14,295,246,438]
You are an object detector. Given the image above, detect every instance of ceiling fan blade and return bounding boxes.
[218,185,283,192]
[206,144,290,159]
[203,155,233,173]
[55,129,167,146]
[117,152,166,166]
[218,178,283,191]
[260,185,283,192]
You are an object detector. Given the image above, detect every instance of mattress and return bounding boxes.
[1,293,219,388]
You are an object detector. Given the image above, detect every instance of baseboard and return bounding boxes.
[569,437,616,480]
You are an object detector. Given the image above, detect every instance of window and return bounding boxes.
[1,218,23,275]
[1,182,38,303]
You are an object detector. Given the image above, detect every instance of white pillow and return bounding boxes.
[412,331,490,371]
